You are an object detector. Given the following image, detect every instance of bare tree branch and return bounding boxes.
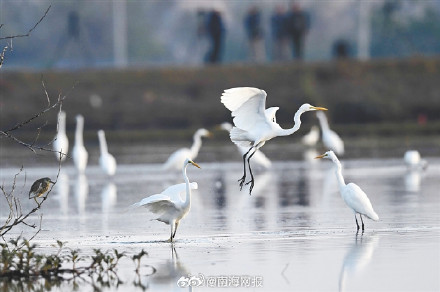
[0,80,76,158]
[0,158,62,238]
[0,5,51,41]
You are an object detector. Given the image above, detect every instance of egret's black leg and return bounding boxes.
[360,215,365,231]
[355,214,360,232]
[172,221,179,239]
[238,147,253,190]
[245,148,257,195]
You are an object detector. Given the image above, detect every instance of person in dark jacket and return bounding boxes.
[244,6,265,62]
[205,9,225,64]
[285,3,310,60]
[270,5,289,61]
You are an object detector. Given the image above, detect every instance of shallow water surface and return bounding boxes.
[1,156,439,291]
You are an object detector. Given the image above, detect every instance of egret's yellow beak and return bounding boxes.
[312,106,328,111]
[315,154,326,159]
[189,160,201,168]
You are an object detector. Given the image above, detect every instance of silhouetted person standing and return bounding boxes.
[49,10,93,68]
[271,5,289,61]
[285,3,310,60]
[205,9,225,64]
[244,6,265,62]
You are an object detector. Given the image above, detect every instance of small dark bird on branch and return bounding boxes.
[29,177,55,200]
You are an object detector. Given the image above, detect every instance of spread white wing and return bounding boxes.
[221,87,268,131]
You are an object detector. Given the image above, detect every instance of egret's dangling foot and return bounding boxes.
[238,148,253,190]
[245,149,257,195]
[220,87,327,196]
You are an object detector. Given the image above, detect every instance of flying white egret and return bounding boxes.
[301,125,320,146]
[130,159,200,242]
[316,111,344,155]
[53,111,69,161]
[219,122,272,169]
[315,151,379,232]
[162,128,211,171]
[72,115,88,173]
[98,130,117,176]
[220,87,327,194]
[403,150,427,170]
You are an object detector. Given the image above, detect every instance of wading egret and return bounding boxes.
[162,128,211,171]
[404,150,427,170]
[219,122,271,169]
[130,159,200,242]
[53,111,69,161]
[301,125,320,146]
[316,111,344,155]
[315,151,379,231]
[29,177,55,200]
[72,115,88,173]
[220,87,327,194]
[98,130,117,176]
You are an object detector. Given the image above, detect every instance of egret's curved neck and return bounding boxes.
[75,119,84,145]
[317,113,330,131]
[98,133,108,154]
[279,109,304,136]
[331,156,346,188]
[190,133,203,158]
[182,164,192,210]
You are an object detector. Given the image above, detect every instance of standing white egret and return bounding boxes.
[220,87,327,194]
[315,151,379,232]
[316,111,344,155]
[72,115,88,173]
[404,150,427,170]
[219,122,272,169]
[130,159,200,242]
[98,130,117,176]
[53,111,69,161]
[301,125,320,146]
[162,128,211,171]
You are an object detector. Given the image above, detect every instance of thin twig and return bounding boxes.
[0,6,51,41]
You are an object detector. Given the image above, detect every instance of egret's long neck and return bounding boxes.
[98,133,108,154]
[58,115,66,134]
[317,113,330,131]
[182,164,192,210]
[75,119,84,146]
[190,133,202,158]
[279,110,304,136]
[332,156,346,188]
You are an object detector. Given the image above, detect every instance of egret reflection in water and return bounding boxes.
[339,234,379,292]
[101,182,117,213]
[54,172,69,216]
[74,174,89,216]
[404,170,421,193]
[151,245,190,288]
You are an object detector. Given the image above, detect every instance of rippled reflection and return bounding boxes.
[404,170,421,193]
[339,234,379,292]
[74,174,89,216]
[101,182,117,213]
[151,245,190,289]
[54,172,69,216]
